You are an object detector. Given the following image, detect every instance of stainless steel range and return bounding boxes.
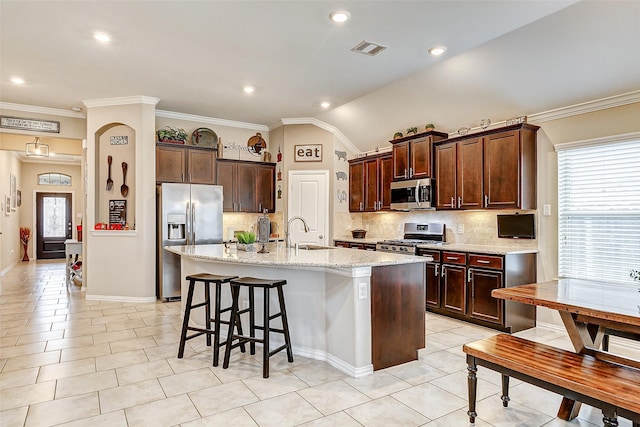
[376,223,446,254]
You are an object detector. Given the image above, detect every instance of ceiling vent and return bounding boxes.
[351,40,387,56]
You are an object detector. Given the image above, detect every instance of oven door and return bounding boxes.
[390,179,433,211]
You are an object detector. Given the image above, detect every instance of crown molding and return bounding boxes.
[274,117,360,154]
[529,90,640,124]
[155,110,268,131]
[0,102,85,119]
[82,96,160,108]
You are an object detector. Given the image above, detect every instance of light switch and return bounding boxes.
[543,204,551,216]
[457,224,464,234]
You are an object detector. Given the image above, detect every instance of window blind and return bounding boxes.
[557,139,640,285]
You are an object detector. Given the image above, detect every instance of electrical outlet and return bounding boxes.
[457,224,464,234]
[358,282,367,300]
[242,300,249,309]
[543,204,551,216]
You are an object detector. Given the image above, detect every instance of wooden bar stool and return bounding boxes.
[222,277,294,378]
[178,273,245,366]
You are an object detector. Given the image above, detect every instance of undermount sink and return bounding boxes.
[297,244,336,250]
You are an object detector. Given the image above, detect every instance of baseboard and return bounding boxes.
[85,294,157,303]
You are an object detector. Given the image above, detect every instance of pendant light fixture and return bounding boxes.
[25,137,49,157]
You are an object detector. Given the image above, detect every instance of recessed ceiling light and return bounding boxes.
[94,32,111,43]
[329,10,350,23]
[243,86,255,94]
[10,76,25,85]
[320,102,331,108]
[428,46,447,56]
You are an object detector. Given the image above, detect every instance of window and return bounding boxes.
[38,173,71,186]
[556,135,640,285]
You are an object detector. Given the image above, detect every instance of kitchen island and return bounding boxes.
[166,244,429,377]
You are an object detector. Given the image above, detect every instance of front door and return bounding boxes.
[36,192,72,259]
[288,171,328,246]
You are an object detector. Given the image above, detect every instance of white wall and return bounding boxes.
[0,151,22,272]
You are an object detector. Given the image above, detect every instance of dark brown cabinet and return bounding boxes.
[434,124,538,210]
[349,152,392,212]
[216,159,275,213]
[390,131,448,181]
[417,247,536,333]
[156,144,216,184]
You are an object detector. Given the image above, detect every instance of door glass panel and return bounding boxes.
[43,196,67,237]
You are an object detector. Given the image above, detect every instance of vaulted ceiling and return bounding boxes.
[1,1,639,152]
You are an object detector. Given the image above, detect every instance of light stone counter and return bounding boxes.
[416,242,538,255]
[167,244,428,378]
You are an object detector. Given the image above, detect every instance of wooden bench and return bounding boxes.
[463,334,640,427]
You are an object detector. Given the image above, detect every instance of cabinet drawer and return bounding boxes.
[442,251,466,265]
[469,254,503,270]
[334,240,350,248]
[418,249,440,262]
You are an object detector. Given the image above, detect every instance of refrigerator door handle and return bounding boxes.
[191,202,196,243]
[185,201,191,245]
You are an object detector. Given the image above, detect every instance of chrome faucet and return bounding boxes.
[286,216,309,248]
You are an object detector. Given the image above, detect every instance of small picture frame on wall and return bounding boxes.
[5,195,10,215]
[294,144,323,162]
[16,190,21,207]
[10,173,16,211]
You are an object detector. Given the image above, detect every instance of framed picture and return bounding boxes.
[5,195,10,215]
[294,144,323,162]
[10,174,16,211]
[16,190,21,207]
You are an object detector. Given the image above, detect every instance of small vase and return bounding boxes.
[237,243,257,252]
[22,242,29,261]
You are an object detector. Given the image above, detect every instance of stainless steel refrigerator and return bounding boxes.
[157,183,223,300]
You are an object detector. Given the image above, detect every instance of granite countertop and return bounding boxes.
[333,237,382,245]
[416,242,538,255]
[166,244,430,268]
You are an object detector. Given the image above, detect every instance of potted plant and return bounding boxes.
[425,123,435,131]
[406,126,418,135]
[236,231,257,252]
[156,126,188,144]
[393,131,403,140]
[631,268,640,291]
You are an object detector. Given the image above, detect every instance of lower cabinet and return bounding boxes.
[333,240,376,250]
[418,248,536,332]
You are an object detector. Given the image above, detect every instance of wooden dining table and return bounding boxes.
[492,278,640,421]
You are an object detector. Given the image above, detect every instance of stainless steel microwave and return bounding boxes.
[390,179,433,211]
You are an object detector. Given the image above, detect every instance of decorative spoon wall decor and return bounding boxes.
[121,162,129,197]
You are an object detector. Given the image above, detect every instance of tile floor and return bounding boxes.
[0,260,636,426]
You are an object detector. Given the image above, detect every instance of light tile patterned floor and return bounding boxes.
[0,260,636,426]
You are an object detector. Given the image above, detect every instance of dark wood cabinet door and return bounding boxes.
[426,262,441,308]
[349,162,364,212]
[256,164,275,213]
[392,141,409,180]
[469,269,504,324]
[434,143,457,209]
[334,240,350,248]
[236,163,257,212]
[410,137,432,179]
[217,161,236,212]
[187,150,216,184]
[484,130,521,209]
[443,264,466,314]
[379,155,393,210]
[457,137,483,209]
[364,159,379,211]
[156,146,186,183]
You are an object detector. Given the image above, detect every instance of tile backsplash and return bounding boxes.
[335,210,538,248]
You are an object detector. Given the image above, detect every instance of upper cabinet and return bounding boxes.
[349,152,392,212]
[434,124,539,210]
[390,131,448,181]
[156,144,216,184]
[216,159,275,213]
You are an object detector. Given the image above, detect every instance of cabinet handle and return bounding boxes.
[409,167,413,177]
[446,256,458,261]
[451,197,455,209]
[484,194,489,207]
[360,201,363,211]
[468,269,472,283]
[441,265,446,277]
[477,260,490,264]
[258,203,262,212]
[239,202,241,211]
[435,264,439,276]
[404,168,408,179]
[457,197,461,209]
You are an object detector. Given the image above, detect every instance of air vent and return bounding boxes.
[351,40,387,56]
